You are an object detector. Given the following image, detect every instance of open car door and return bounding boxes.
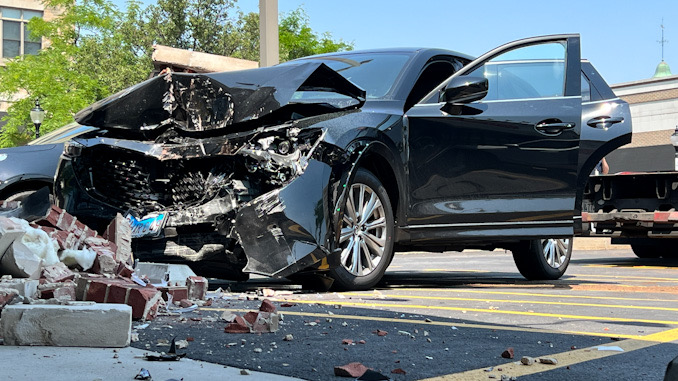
[405,34,581,241]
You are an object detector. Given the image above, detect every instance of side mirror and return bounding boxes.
[441,76,488,104]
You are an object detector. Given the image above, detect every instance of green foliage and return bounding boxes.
[0,0,152,147]
[278,8,352,61]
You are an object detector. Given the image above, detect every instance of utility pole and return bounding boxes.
[259,0,279,67]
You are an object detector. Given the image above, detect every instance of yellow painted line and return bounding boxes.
[422,269,488,273]
[202,307,643,340]
[421,328,678,380]
[386,288,678,303]
[569,273,678,282]
[274,299,678,326]
[585,264,675,270]
[343,292,678,312]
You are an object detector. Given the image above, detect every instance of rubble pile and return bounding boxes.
[0,193,210,343]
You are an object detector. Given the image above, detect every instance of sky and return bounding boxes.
[120,0,678,85]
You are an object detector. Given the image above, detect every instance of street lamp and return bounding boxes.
[29,99,45,139]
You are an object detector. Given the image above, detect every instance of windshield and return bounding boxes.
[290,53,412,100]
[29,122,96,145]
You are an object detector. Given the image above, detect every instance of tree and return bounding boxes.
[0,0,152,147]
[0,0,352,147]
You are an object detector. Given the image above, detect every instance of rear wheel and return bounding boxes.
[630,241,676,259]
[328,168,394,291]
[512,237,572,280]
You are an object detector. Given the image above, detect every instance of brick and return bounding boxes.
[50,231,78,250]
[116,263,134,277]
[41,262,75,283]
[251,312,279,333]
[334,362,369,378]
[0,287,19,308]
[38,281,76,301]
[224,315,250,333]
[1,304,132,347]
[243,311,258,326]
[157,286,188,302]
[103,214,133,265]
[179,299,193,308]
[187,276,208,300]
[91,251,118,275]
[0,278,39,298]
[107,284,162,320]
[259,299,276,313]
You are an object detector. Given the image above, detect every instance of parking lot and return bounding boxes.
[130,244,678,381]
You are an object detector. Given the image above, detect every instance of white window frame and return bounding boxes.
[1,7,43,59]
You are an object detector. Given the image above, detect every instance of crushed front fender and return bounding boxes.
[233,159,334,278]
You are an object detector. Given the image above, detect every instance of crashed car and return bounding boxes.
[54,34,631,290]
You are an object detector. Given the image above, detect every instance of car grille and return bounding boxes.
[77,147,207,213]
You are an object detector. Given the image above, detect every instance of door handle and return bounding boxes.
[587,116,624,129]
[535,119,575,135]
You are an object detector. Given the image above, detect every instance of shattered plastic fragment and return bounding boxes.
[134,368,152,380]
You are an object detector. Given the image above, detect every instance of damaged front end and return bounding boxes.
[56,62,364,279]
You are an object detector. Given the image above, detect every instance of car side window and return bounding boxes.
[581,73,591,102]
[466,42,567,101]
[406,59,460,109]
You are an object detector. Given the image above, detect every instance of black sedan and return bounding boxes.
[54,34,632,290]
[0,123,96,201]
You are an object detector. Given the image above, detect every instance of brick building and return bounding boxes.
[0,0,61,128]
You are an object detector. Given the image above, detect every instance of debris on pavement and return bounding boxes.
[597,346,624,352]
[539,357,558,365]
[134,368,152,380]
[334,362,370,378]
[223,299,280,334]
[391,368,406,375]
[520,356,536,365]
[143,337,187,361]
[501,347,514,359]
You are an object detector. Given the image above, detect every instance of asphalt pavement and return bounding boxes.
[129,245,678,381]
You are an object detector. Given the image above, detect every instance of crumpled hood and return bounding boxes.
[74,62,366,132]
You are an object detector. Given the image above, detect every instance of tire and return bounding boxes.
[630,243,662,258]
[512,237,572,280]
[630,241,676,259]
[327,168,395,291]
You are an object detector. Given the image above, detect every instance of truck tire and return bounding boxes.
[630,241,676,259]
[512,238,572,280]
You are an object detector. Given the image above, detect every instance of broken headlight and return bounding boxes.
[239,129,323,186]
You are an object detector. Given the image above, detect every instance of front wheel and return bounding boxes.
[512,238,572,280]
[328,168,395,291]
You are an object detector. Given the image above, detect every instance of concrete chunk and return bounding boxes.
[1,304,131,347]
[135,262,196,286]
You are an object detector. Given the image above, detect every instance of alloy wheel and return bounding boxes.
[338,183,388,276]
[540,238,570,268]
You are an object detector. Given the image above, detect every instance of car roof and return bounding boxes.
[293,47,475,62]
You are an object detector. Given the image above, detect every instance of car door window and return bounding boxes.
[466,42,566,101]
[581,73,591,102]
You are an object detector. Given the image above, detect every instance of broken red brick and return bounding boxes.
[41,262,75,283]
[157,286,189,302]
[224,315,250,333]
[103,213,133,265]
[391,368,407,375]
[107,284,162,320]
[342,339,353,345]
[259,299,276,313]
[334,362,369,378]
[38,281,76,300]
[251,311,279,333]
[91,251,118,275]
[187,276,208,300]
[116,263,134,278]
[179,299,193,308]
[186,337,195,342]
[358,340,366,344]
[243,311,258,326]
[280,303,296,308]
[373,329,388,336]
[501,347,515,359]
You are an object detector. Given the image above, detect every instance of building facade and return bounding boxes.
[608,65,678,172]
[0,0,60,127]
